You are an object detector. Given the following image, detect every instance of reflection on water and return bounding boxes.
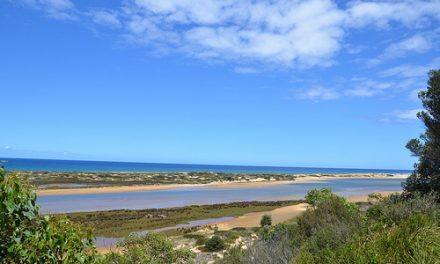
[38,178,404,214]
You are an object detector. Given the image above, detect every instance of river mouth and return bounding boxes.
[37,177,405,214]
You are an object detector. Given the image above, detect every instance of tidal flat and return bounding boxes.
[61,200,302,237]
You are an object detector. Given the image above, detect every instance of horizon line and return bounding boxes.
[0,156,413,172]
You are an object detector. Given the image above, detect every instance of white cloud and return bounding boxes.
[296,86,340,101]
[384,35,431,58]
[381,109,422,123]
[117,0,440,68]
[17,0,76,20]
[379,109,423,123]
[234,67,262,74]
[122,0,346,67]
[382,65,430,78]
[382,57,440,78]
[346,1,440,28]
[393,109,422,120]
[409,89,423,101]
[10,0,440,69]
[90,10,121,28]
[344,80,394,97]
[378,57,440,100]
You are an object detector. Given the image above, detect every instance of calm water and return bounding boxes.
[38,178,405,214]
[1,157,411,174]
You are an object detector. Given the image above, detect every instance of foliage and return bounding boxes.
[258,223,290,241]
[0,168,97,263]
[260,214,272,227]
[366,192,440,226]
[217,190,440,264]
[404,69,440,195]
[100,233,195,264]
[305,187,333,206]
[330,213,440,263]
[293,193,362,263]
[305,187,359,213]
[205,235,226,251]
[295,193,440,264]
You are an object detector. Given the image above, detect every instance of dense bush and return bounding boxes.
[205,235,226,251]
[217,189,440,264]
[305,187,333,206]
[0,168,97,263]
[331,213,440,264]
[100,233,195,264]
[260,214,272,227]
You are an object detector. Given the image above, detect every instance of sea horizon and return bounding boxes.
[0,157,412,174]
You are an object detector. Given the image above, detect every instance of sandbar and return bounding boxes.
[37,174,408,196]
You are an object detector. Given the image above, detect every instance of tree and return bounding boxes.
[404,70,440,195]
[0,168,97,263]
[260,214,272,227]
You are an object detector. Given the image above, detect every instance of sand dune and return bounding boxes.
[37,174,407,196]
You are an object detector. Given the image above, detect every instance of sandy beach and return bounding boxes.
[214,203,308,230]
[37,173,408,196]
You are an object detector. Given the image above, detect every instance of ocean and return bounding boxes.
[0,157,411,174]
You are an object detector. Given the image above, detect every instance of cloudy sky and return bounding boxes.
[1,0,439,169]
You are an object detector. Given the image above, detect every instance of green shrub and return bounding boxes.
[306,187,358,213]
[331,214,440,264]
[305,187,333,206]
[101,233,195,264]
[298,194,361,239]
[366,192,440,226]
[296,193,440,264]
[218,189,440,264]
[0,168,97,263]
[292,193,362,263]
[205,235,226,251]
[260,214,272,227]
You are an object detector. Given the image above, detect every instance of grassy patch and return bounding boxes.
[61,200,303,237]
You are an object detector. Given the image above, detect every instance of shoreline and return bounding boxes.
[37,173,408,196]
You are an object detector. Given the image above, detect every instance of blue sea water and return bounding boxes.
[0,157,411,174]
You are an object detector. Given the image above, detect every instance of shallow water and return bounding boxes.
[38,178,404,214]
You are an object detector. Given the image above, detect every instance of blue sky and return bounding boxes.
[1,0,439,169]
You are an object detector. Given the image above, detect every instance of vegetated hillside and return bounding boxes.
[218,189,440,264]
